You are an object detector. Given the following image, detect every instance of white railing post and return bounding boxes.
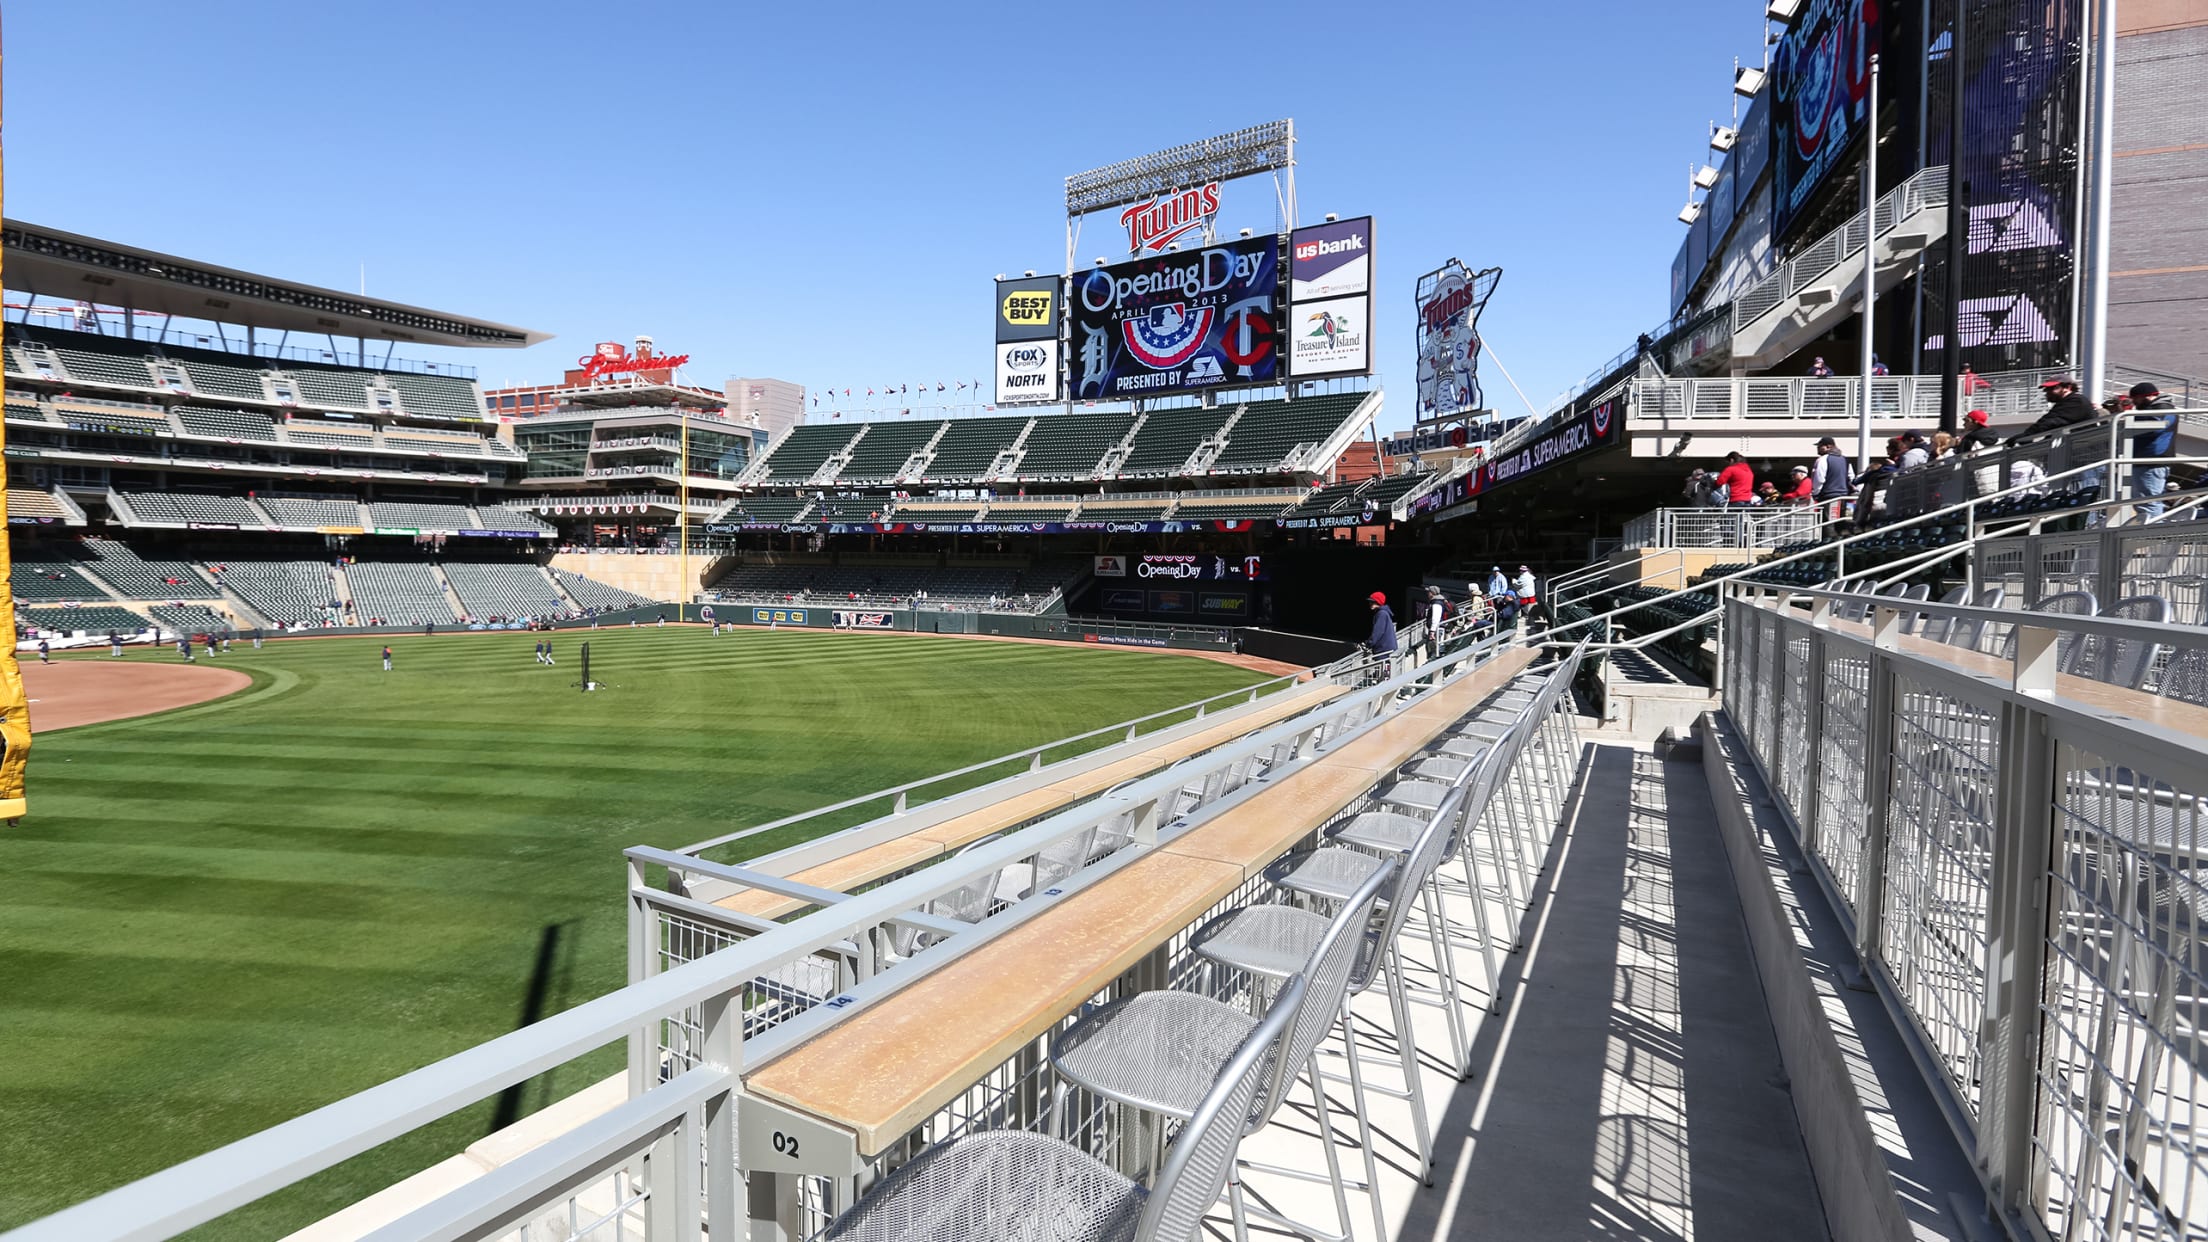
[1852,607,1904,969]
[1977,694,2058,1223]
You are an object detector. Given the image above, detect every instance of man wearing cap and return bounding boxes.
[1958,409,2000,454]
[1810,436,1853,519]
[1782,465,1814,502]
[1365,590,1398,677]
[2021,375,2101,437]
[1899,431,1931,472]
[2129,381,2179,519]
[1486,567,1516,626]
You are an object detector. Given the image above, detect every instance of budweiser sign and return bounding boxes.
[1120,182,1221,254]
[580,342,690,379]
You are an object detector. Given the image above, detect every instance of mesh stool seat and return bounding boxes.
[1052,991,1259,1119]
[820,1129,1142,1242]
[1327,809,1427,853]
[1266,847,1388,904]
[1404,756,1470,783]
[1378,779,1453,813]
[1190,904,1326,982]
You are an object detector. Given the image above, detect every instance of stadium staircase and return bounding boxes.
[430,565,469,619]
[1181,403,1242,476]
[1094,412,1143,477]
[988,417,1036,480]
[541,564,583,612]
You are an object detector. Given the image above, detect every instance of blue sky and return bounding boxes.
[3,1,1764,432]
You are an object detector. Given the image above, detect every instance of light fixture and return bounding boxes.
[1734,66,1766,96]
[1022,270,1035,277]
[995,273,1006,280]
[1094,257,1107,266]
[1765,0,1802,24]
[1710,126,1737,152]
[1237,227,1253,237]
[1679,201,1703,224]
[1692,165,1720,189]
[1323,213,1338,222]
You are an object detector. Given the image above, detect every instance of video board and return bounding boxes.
[1068,235,1280,400]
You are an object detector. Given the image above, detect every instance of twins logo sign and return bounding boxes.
[1070,235,1279,400]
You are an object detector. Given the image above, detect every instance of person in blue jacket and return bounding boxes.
[2130,381,2179,519]
[1366,591,1397,673]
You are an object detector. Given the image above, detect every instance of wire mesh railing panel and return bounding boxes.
[2120,531,2208,629]
[653,909,852,1076]
[1815,650,1872,911]
[1776,631,1814,814]
[1878,669,1999,1115]
[2038,742,2208,1242]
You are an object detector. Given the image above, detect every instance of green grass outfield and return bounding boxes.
[0,626,1272,1236]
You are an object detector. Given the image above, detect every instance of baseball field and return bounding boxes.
[0,626,1273,1236]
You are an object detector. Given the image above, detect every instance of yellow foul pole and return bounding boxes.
[0,27,35,821]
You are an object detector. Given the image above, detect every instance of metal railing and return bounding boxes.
[1732,166,1948,331]
[1620,506,1823,550]
[1722,588,2208,1240]
[0,630,1529,1242]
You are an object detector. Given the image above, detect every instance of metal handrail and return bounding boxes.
[1530,439,2155,648]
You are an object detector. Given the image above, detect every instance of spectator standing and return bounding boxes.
[1684,468,1714,506]
[1515,566,1539,618]
[1756,481,1781,505]
[1487,569,1517,626]
[1961,365,1991,396]
[1808,356,1834,378]
[2129,381,2179,519]
[1715,452,1756,506]
[1810,436,1853,520]
[1424,586,1446,661]
[1871,354,1890,377]
[2021,376,2100,437]
[1365,591,1398,675]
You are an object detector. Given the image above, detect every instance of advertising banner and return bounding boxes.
[751,606,811,625]
[1480,393,1623,491]
[1101,588,1146,611]
[1093,554,1128,577]
[1149,590,1193,614]
[1413,261,1501,422]
[1199,593,1249,617]
[832,610,896,629]
[994,275,1060,342]
[1288,296,1371,378]
[1289,217,1372,300]
[1068,235,1279,400]
[1130,553,1266,582]
[994,340,1061,405]
[1771,0,1881,242]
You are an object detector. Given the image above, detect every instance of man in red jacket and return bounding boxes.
[1715,452,1756,506]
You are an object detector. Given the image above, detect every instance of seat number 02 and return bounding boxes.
[771,1131,800,1158]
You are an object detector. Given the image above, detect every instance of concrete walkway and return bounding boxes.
[1409,740,1828,1241]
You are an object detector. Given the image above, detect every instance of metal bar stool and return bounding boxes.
[1049,864,1394,1242]
[1189,785,1466,1198]
[821,976,1308,1242]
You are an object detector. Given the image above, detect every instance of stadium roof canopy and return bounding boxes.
[1,219,549,349]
